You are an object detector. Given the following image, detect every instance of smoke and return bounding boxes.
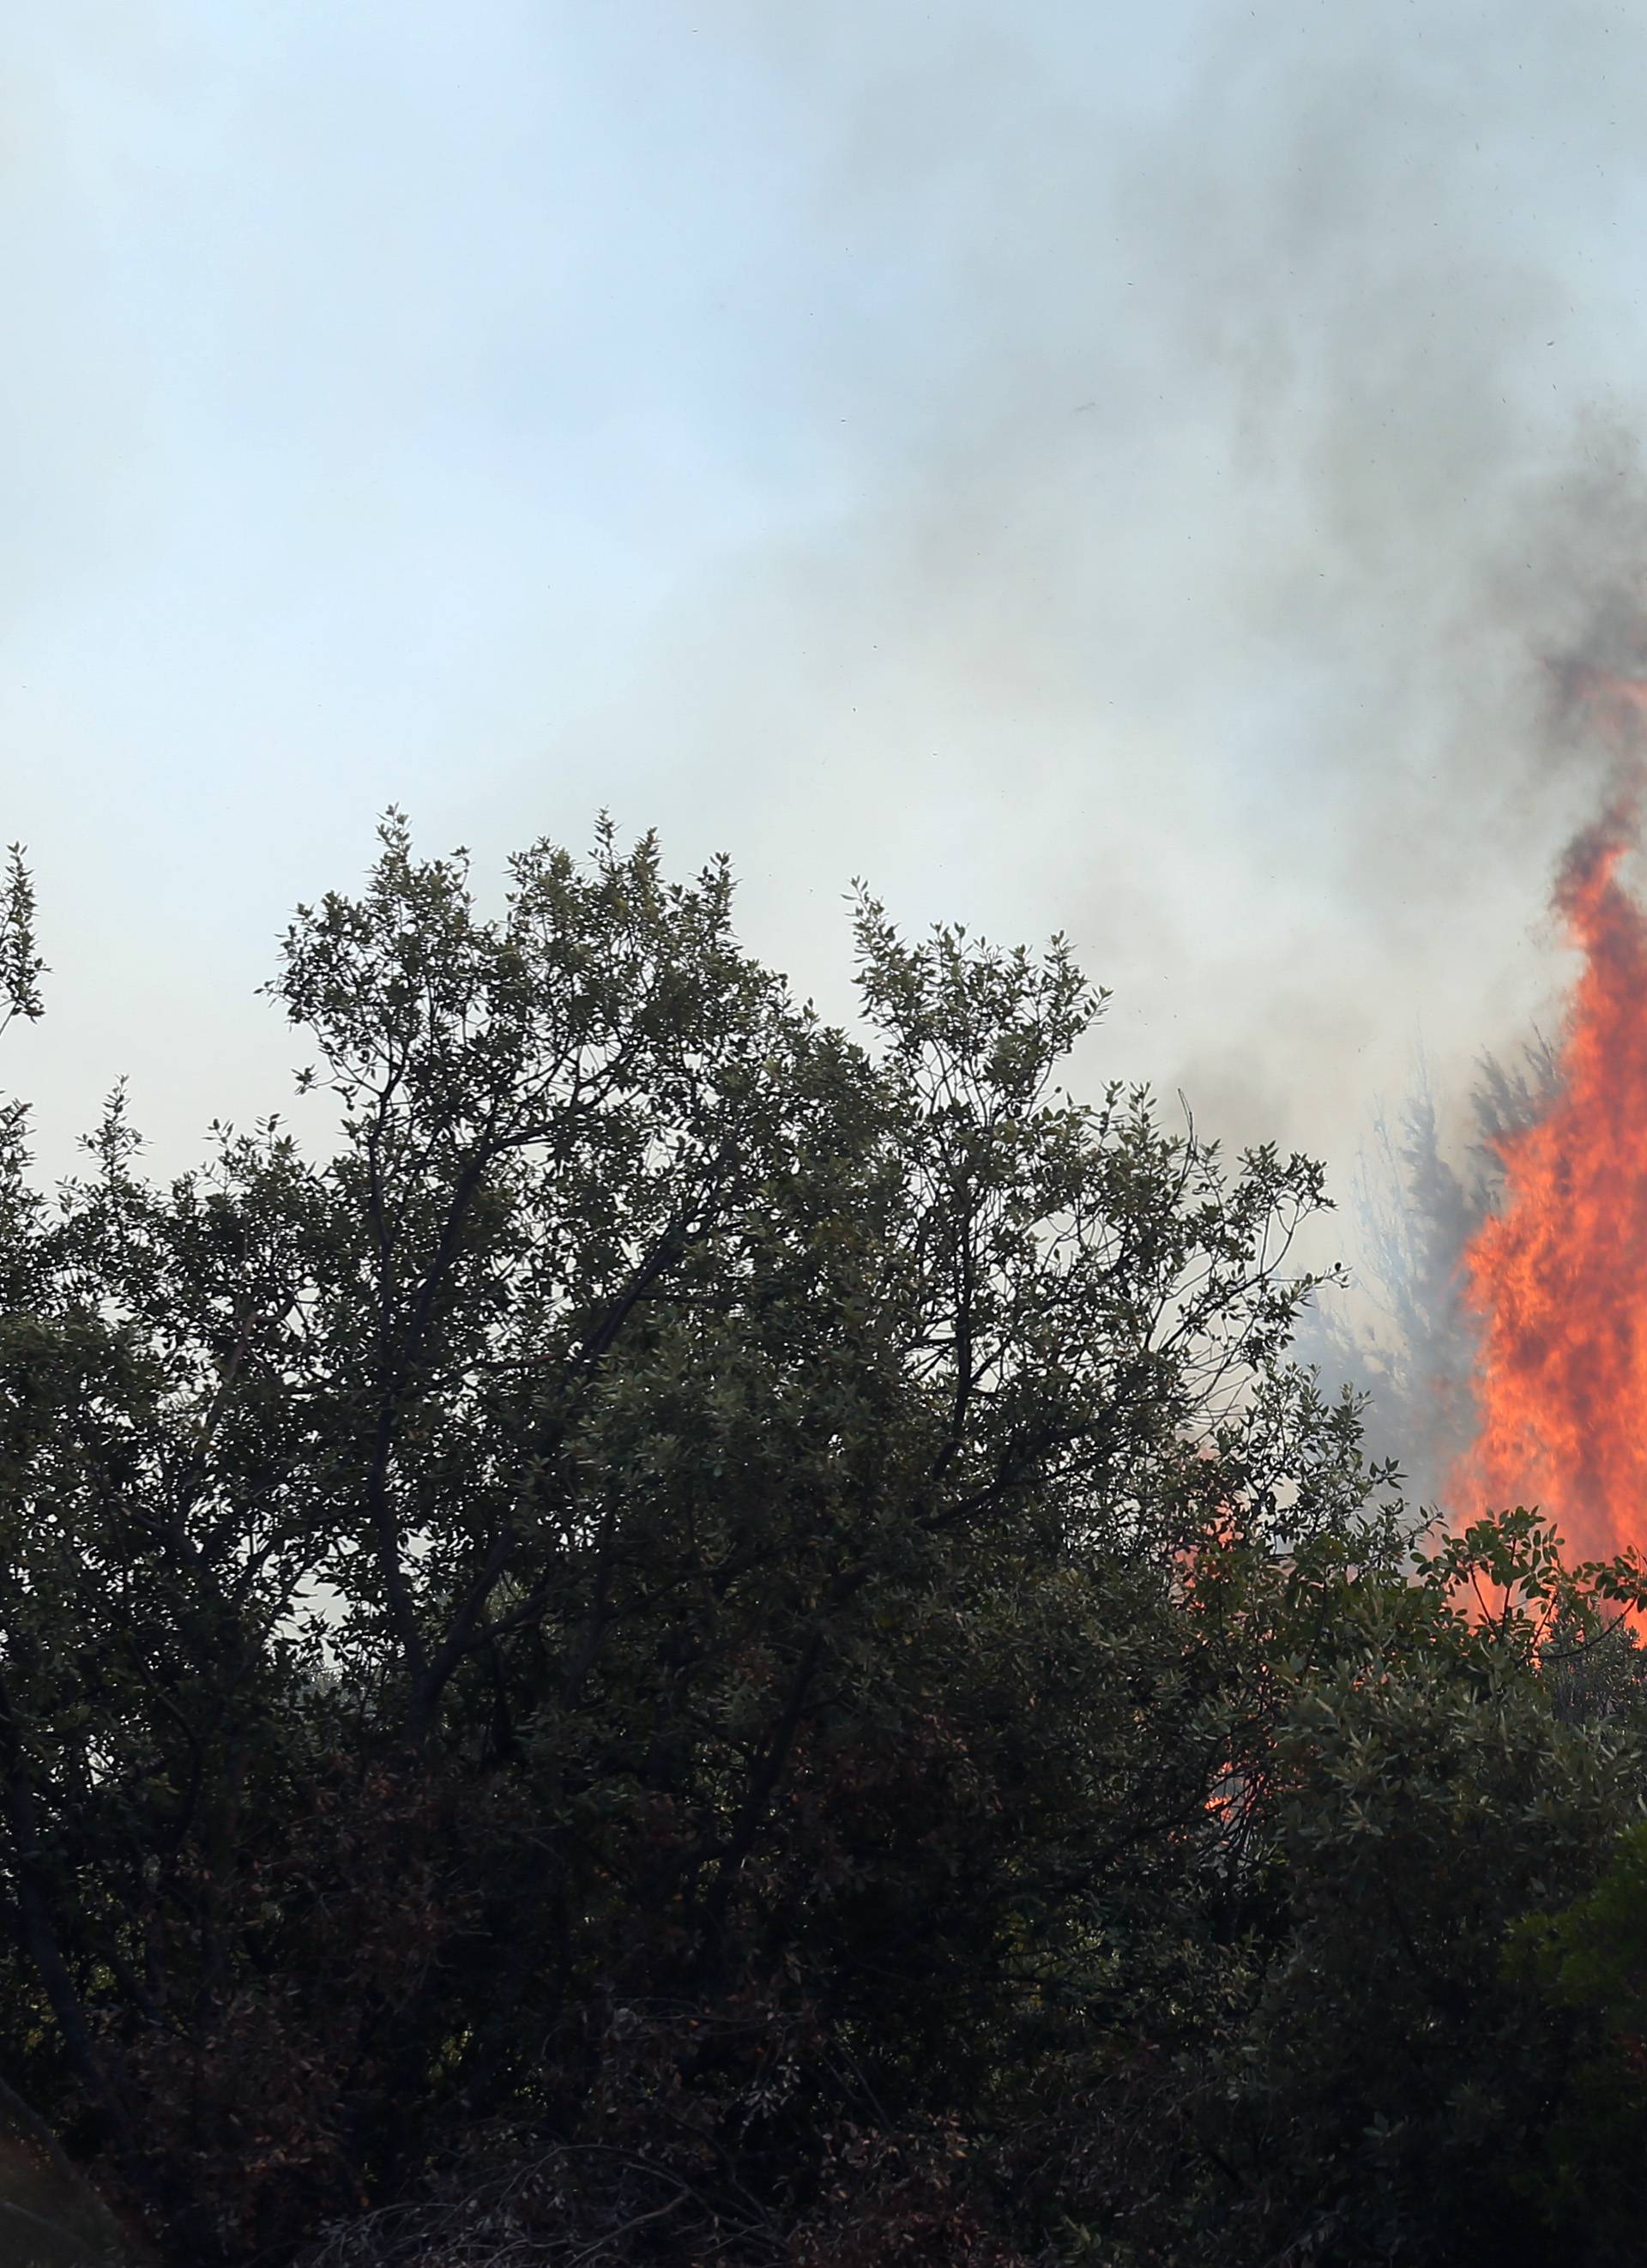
[518,0,1647,1198]
[13,0,1647,1360]
[1293,1036,1560,1507]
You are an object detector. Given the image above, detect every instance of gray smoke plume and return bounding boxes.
[534,0,1647,1206]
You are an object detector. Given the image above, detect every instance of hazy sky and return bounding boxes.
[7,0,1647,1250]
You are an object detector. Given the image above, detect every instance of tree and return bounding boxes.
[0,817,1641,2266]
[1175,1516,1647,2268]
[1503,1807,1647,2263]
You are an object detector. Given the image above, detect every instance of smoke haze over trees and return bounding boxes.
[1293,1035,1560,1511]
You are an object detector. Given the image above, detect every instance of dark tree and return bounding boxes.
[0,823,1640,2267]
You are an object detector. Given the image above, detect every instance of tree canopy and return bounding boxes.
[1,820,1644,2267]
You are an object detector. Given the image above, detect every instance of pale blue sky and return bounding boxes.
[5,0,1647,1203]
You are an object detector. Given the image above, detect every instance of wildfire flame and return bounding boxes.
[1451,673,1647,1562]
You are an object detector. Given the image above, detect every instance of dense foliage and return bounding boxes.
[1,822,1644,2267]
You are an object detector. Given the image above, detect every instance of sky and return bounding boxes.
[6,0,1647,1276]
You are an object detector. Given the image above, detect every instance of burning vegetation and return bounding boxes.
[1452,671,1647,1573]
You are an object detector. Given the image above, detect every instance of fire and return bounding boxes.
[1452,688,1647,1563]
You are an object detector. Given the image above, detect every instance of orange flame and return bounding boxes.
[1452,688,1647,1561]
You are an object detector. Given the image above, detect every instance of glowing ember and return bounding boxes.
[1452,704,1647,1561]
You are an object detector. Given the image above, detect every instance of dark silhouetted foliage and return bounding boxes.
[0,825,1644,2266]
